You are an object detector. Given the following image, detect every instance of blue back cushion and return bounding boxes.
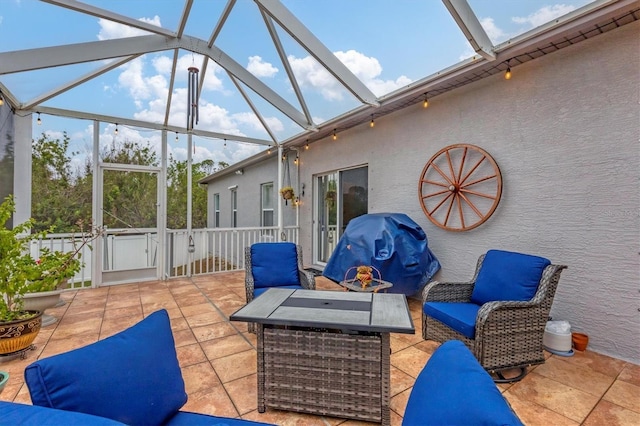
[402,340,523,426]
[251,243,300,289]
[470,250,551,305]
[25,309,187,426]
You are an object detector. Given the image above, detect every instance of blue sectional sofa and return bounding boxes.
[0,309,521,425]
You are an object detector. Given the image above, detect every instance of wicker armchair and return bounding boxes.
[422,250,567,382]
[245,243,315,331]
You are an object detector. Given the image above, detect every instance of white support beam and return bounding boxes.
[255,0,380,107]
[41,0,176,37]
[442,0,496,61]
[0,34,313,130]
[176,0,194,38]
[29,105,274,146]
[22,55,140,110]
[228,73,279,145]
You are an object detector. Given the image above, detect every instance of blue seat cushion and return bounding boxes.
[254,285,304,298]
[471,250,551,305]
[166,411,273,425]
[251,242,300,288]
[402,340,523,426]
[0,401,125,425]
[424,302,480,339]
[25,309,187,426]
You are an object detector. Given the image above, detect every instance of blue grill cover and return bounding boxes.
[323,213,440,296]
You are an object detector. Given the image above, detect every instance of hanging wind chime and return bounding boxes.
[187,66,199,131]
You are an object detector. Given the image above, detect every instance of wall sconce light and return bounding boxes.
[37,113,42,125]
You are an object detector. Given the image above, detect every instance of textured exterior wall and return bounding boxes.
[297,22,639,363]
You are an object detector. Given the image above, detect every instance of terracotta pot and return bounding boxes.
[572,332,589,351]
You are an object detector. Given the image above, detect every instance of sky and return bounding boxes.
[0,0,593,172]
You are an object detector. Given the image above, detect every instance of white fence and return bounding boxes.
[33,226,299,287]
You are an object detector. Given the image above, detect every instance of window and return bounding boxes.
[213,193,220,227]
[231,189,237,228]
[261,183,274,226]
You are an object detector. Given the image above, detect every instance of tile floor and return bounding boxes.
[1,272,639,425]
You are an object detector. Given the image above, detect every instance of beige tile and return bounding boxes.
[505,372,599,423]
[103,304,143,320]
[390,346,431,378]
[172,328,198,347]
[583,399,640,426]
[184,310,226,328]
[176,342,207,367]
[390,365,415,397]
[182,385,239,418]
[223,374,258,415]
[534,356,615,397]
[181,361,221,395]
[603,379,640,412]
[191,321,238,342]
[211,349,256,383]
[618,362,640,387]
[200,334,253,360]
[504,392,579,426]
[390,387,411,418]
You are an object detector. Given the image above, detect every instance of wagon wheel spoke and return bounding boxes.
[418,144,502,231]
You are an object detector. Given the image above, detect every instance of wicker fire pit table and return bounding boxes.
[230,288,414,425]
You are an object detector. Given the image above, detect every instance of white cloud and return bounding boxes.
[97,16,162,40]
[247,56,279,78]
[288,49,411,100]
[481,17,508,44]
[512,5,576,28]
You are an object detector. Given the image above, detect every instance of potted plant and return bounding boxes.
[0,195,99,354]
[280,186,295,200]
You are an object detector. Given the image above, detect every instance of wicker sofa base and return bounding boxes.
[424,315,546,373]
[258,326,390,425]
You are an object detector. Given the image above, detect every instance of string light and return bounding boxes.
[175,132,179,141]
[423,93,429,108]
[370,115,375,128]
[332,129,337,141]
[504,60,512,80]
[305,140,309,150]
[37,113,42,125]
[223,139,227,149]
[0,91,4,106]
[114,123,118,135]
[294,155,299,166]
[267,148,272,155]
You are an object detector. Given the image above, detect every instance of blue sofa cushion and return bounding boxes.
[166,411,273,425]
[424,302,480,339]
[402,340,523,426]
[471,250,551,305]
[0,401,125,425]
[251,243,300,289]
[25,309,187,426]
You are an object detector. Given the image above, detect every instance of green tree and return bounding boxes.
[166,157,228,229]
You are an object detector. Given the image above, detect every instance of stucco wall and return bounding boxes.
[297,21,639,363]
[205,156,298,228]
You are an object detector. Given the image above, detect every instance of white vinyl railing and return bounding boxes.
[33,226,299,287]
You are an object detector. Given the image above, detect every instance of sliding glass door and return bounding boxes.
[314,166,368,264]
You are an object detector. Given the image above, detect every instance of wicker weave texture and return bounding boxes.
[423,255,567,373]
[259,327,390,424]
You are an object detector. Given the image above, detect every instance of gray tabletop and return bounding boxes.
[230,288,415,334]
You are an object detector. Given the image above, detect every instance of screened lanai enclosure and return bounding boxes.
[0,0,637,292]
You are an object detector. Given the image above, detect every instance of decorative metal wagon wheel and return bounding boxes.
[418,144,502,231]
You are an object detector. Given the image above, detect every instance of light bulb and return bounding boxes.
[37,113,41,125]
[267,148,272,155]
[0,96,4,106]
[114,124,118,135]
[370,116,375,128]
[505,67,512,80]
[423,97,429,108]
[305,140,309,150]
[294,156,299,165]
[332,129,337,141]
